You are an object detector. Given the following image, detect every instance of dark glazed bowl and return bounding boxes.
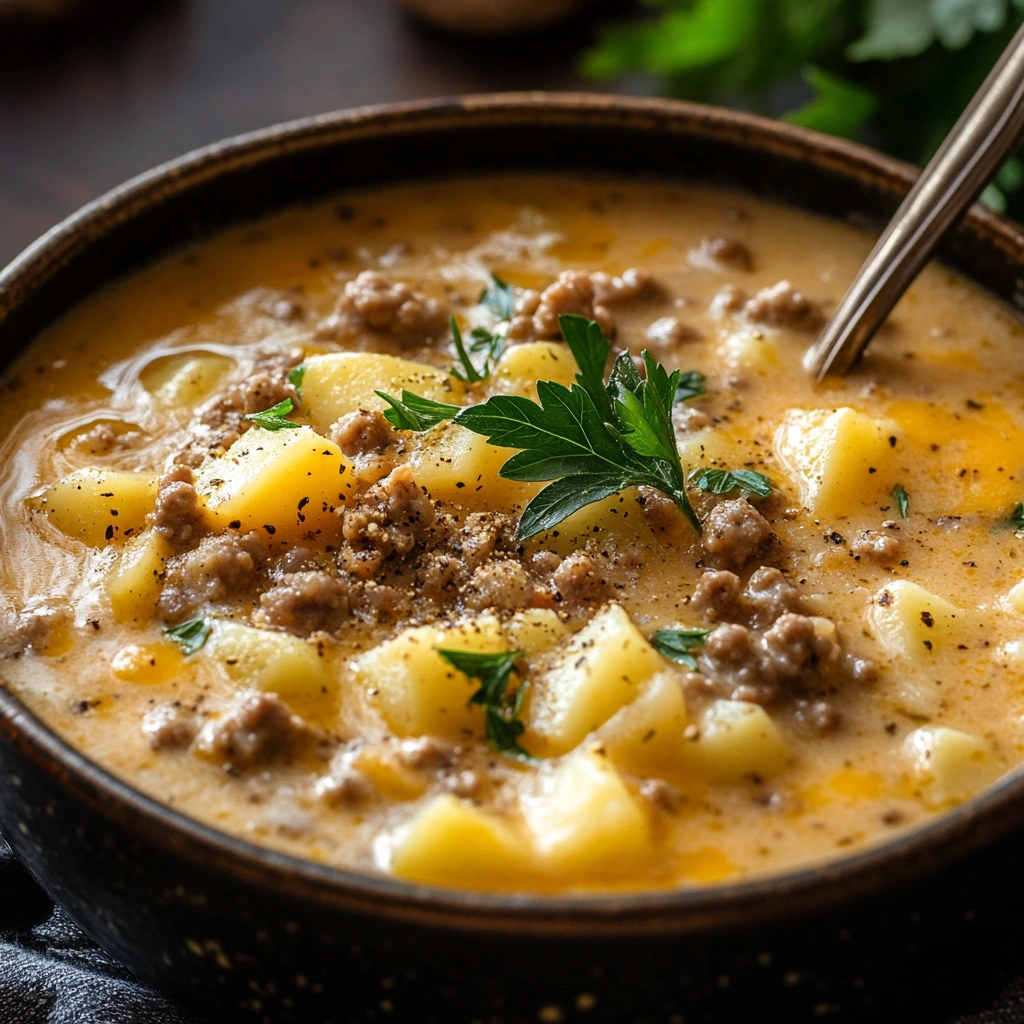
[4,95,1024,1023]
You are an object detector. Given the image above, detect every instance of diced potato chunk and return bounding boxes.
[106,530,174,623]
[143,353,233,408]
[525,604,664,757]
[717,328,778,373]
[868,580,964,660]
[687,700,788,782]
[523,749,651,876]
[301,353,464,432]
[598,672,690,777]
[905,725,993,803]
[194,425,354,543]
[532,490,658,556]
[354,615,506,739]
[204,621,333,696]
[1006,579,1024,614]
[391,794,527,889]
[35,469,158,546]
[407,423,539,509]
[492,341,578,398]
[504,608,568,657]
[774,407,897,518]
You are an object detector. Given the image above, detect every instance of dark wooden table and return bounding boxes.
[0,0,633,267]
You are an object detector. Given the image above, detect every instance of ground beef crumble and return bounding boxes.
[702,498,777,571]
[318,270,448,345]
[147,465,205,551]
[192,690,316,769]
[743,280,825,331]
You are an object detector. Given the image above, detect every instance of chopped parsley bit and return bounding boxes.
[436,648,533,759]
[244,398,301,431]
[651,627,711,670]
[675,370,707,403]
[1010,503,1024,531]
[469,326,504,366]
[287,361,307,397]
[480,273,516,321]
[892,483,909,519]
[450,316,491,383]
[165,618,211,655]
[688,467,772,498]
[457,313,701,540]
[375,389,461,432]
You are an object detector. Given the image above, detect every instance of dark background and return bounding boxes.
[0,0,634,268]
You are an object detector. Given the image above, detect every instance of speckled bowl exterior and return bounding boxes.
[4,95,1024,1023]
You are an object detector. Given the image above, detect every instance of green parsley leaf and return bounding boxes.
[456,316,701,539]
[287,362,307,397]
[892,483,910,519]
[1009,503,1024,530]
[784,65,879,139]
[450,316,489,383]
[244,398,301,431]
[651,627,712,671]
[675,370,707,403]
[688,467,772,498]
[375,389,460,432]
[469,326,505,367]
[165,618,211,655]
[436,648,533,759]
[480,273,516,320]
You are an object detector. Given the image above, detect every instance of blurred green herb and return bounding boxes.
[583,0,1024,215]
[244,398,301,431]
[689,467,773,498]
[651,627,712,670]
[892,483,910,518]
[165,618,211,655]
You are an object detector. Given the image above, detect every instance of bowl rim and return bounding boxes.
[3,91,1024,936]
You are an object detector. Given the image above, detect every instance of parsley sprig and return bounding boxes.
[651,627,712,671]
[892,484,910,519]
[676,370,707,403]
[165,618,211,655]
[436,648,532,759]
[375,390,461,431]
[689,467,772,498]
[287,362,306,397]
[244,398,301,431]
[480,274,516,320]
[450,316,498,383]
[456,314,701,540]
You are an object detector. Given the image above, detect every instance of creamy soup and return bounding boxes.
[3,175,1024,893]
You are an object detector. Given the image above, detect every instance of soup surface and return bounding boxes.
[3,175,1024,893]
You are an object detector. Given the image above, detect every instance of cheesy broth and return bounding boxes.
[2,175,1024,893]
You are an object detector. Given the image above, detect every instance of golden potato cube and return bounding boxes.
[774,407,897,518]
[525,604,664,757]
[523,749,651,876]
[868,580,965,660]
[1007,579,1024,614]
[106,530,174,623]
[204,621,333,696]
[905,725,994,803]
[36,469,159,547]
[717,328,779,373]
[598,672,690,777]
[407,422,539,509]
[492,341,578,398]
[504,608,569,657]
[301,352,464,432]
[391,794,528,889]
[143,353,233,408]
[688,700,788,782]
[354,615,506,739]
[532,489,657,556]
[194,425,354,543]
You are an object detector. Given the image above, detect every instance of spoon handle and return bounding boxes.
[804,21,1024,380]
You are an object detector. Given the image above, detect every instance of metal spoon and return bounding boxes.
[804,21,1024,380]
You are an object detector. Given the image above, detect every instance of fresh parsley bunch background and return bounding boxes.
[583,0,1024,217]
